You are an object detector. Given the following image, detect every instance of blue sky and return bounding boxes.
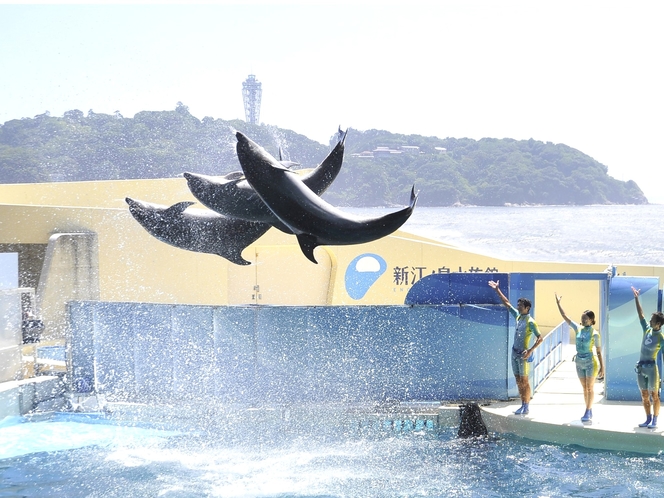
[1,1,662,202]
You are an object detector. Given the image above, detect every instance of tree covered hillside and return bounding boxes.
[0,104,647,206]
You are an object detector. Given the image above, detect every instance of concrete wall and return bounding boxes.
[0,377,66,418]
[68,301,513,404]
[37,233,100,341]
[0,254,21,383]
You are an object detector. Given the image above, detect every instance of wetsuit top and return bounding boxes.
[639,317,664,362]
[569,322,600,358]
[508,305,541,352]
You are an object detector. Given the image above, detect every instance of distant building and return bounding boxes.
[242,75,262,125]
[400,146,420,155]
[373,146,402,158]
[351,151,375,158]
[350,145,440,160]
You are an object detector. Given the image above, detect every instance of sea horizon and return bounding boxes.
[347,204,664,267]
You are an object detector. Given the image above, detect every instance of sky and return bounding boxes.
[1,1,662,202]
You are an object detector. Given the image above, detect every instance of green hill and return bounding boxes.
[0,104,647,206]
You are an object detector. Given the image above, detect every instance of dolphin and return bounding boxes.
[278,146,300,169]
[235,131,418,264]
[125,197,269,265]
[183,129,347,231]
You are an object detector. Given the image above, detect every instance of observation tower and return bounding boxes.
[242,74,262,125]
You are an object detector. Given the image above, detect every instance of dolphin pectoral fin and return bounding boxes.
[220,221,271,266]
[296,233,320,264]
[223,252,253,266]
[219,171,245,182]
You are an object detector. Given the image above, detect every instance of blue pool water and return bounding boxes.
[1,412,664,497]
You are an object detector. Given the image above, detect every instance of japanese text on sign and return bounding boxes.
[393,265,499,286]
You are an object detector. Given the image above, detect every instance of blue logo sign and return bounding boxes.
[345,253,387,300]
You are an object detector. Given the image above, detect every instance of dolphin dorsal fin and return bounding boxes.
[296,233,320,264]
[278,147,299,169]
[166,201,195,215]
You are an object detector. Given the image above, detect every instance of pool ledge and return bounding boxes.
[0,376,66,419]
[481,358,664,455]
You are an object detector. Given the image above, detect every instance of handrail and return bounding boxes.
[531,321,568,392]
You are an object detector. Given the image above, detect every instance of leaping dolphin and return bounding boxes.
[183,129,347,232]
[125,197,269,265]
[235,131,418,264]
[278,146,300,169]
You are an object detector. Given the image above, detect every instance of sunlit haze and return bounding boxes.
[1,1,662,202]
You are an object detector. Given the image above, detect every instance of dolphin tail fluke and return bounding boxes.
[338,127,348,145]
[410,185,419,209]
[296,233,320,264]
[302,127,347,194]
[337,126,348,145]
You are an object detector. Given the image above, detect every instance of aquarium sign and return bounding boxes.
[345,253,388,299]
[392,265,499,286]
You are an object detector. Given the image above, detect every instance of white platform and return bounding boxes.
[482,351,664,455]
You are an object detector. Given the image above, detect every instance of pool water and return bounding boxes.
[1,412,664,497]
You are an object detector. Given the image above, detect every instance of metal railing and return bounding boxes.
[531,322,567,392]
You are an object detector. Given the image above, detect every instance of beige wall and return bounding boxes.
[0,203,232,306]
[0,178,194,208]
[534,280,602,337]
[1,179,663,321]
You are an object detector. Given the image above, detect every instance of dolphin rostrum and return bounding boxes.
[183,129,347,232]
[125,197,269,265]
[235,131,418,264]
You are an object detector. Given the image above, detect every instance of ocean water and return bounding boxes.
[364,204,664,267]
[2,204,664,497]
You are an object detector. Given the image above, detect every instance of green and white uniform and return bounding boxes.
[570,322,601,378]
[636,318,664,392]
[509,305,541,377]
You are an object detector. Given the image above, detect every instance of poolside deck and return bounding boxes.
[481,346,664,455]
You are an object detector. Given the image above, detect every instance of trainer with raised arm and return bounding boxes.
[631,286,664,429]
[489,280,543,415]
[555,293,604,423]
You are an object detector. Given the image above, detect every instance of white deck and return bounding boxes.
[481,347,664,455]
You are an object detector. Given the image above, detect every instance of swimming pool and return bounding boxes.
[1,410,664,497]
